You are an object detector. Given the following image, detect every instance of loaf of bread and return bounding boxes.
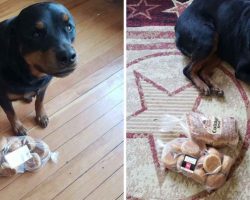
[161,138,234,191]
[186,112,239,147]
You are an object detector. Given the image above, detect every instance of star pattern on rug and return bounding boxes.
[130,70,194,118]
[127,64,250,199]
[127,0,160,20]
[162,0,192,17]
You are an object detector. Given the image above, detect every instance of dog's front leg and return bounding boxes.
[35,86,49,128]
[0,96,27,136]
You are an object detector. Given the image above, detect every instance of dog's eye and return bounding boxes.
[32,31,41,38]
[66,24,73,32]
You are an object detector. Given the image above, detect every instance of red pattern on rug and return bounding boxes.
[127,0,250,199]
[127,0,191,27]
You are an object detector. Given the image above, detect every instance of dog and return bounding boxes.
[175,0,250,96]
[0,2,76,136]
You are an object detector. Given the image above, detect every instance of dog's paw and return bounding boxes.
[13,122,27,136]
[23,96,33,103]
[36,114,49,128]
[200,85,211,96]
[212,87,224,97]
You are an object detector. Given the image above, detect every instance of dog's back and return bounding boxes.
[176,0,250,67]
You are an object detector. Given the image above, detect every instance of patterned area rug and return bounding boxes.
[126,0,250,199]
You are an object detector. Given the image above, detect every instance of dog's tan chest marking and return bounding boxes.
[7,92,36,101]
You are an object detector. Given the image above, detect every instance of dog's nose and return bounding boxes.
[57,49,76,66]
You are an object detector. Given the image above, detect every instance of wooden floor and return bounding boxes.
[0,0,123,200]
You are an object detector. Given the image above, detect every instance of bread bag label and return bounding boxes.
[181,155,197,173]
[5,145,32,168]
[203,116,222,135]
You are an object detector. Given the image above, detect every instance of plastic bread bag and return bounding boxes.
[0,136,58,176]
[160,138,234,192]
[158,112,239,147]
[186,112,239,147]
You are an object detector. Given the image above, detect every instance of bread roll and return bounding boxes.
[197,155,205,168]
[207,147,221,158]
[171,141,183,153]
[176,154,184,171]
[206,173,226,190]
[162,152,177,169]
[204,154,222,173]
[191,168,206,184]
[8,137,22,152]
[181,140,200,157]
[33,141,50,160]
[221,155,234,175]
[0,162,17,176]
[0,137,7,151]
[22,136,36,151]
[24,153,42,171]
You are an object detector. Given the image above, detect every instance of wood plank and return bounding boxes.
[36,85,123,150]
[0,102,123,200]
[0,1,124,199]
[0,64,123,136]
[0,42,123,130]
[22,141,123,200]
[21,60,123,134]
[0,0,123,131]
[0,81,123,189]
[116,194,124,200]
[85,166,124,200]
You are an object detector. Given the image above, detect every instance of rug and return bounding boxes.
[126,0,250,199]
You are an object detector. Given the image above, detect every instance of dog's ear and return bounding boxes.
[8,16,18,36]
[4,16,19,58]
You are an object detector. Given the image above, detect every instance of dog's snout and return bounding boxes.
[56,47,76,66]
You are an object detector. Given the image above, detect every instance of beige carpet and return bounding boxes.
[126,0,250,199]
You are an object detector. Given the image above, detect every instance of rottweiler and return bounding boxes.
[175,0,250,96]
[0,2,76,135]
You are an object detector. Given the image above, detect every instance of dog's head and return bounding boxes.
[13,2,77,77]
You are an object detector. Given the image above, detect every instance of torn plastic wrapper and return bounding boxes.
[160,138,234,192]
[158,112,239,147]
[0,136,59,177]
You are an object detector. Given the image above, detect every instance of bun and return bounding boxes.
[206,174,226,190]
[22,136,36,151]
[176,154,184,171]
[203,154,222,173]
[181,140,200,157]
[0,162,17,176]
[221,155,234,175]
[8,137,22,152]
[33,141,50,160]
[162,152,177,169]
[191,168,206,184]
[25,153,42,171]
[0,137,7,151]
[207,147,221,158]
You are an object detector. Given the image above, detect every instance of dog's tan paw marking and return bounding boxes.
[13,122,27,136]
[199,85,211,96]
[212,87,224,97]
[36,114,49,128]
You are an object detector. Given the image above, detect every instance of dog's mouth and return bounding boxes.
[33,62,76,78]
[52,67,76,77]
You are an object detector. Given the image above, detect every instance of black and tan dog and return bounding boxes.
[0,2,76,135]
[175,0,250,96]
